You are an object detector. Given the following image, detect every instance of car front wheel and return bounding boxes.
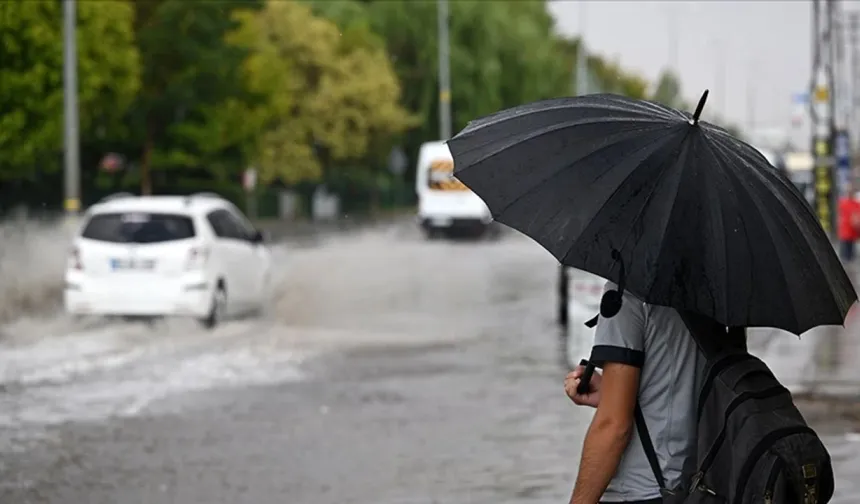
[199,285,227,330]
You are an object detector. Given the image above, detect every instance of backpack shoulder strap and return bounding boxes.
[634,402,666,489]
[634,310,744,494]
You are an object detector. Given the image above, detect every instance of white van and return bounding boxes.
[414,141,493,238]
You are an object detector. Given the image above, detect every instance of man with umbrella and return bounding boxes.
[562,285,701,503]
[448,91,852,503]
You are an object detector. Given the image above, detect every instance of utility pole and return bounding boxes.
[574,1,588,95]
[746,60,757,136]
[437,0,452,140]
[711,39,726,119]
[561,0,589,328]
[831,2,853,197]
[63,0,80,219]
[850,11,860,146]
[810,0,836,235]
[667,4,679,73]
[829,1,848,131]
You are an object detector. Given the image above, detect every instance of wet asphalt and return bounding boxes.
[1,220,860,504]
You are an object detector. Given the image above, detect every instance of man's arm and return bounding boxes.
[570,362,640,504]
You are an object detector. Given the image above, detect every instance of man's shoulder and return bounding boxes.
[603,282,646,306]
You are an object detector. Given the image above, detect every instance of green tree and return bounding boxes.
[650,69,684,109]
[648,69,741,135]
[319,0,651,184]
[455,1,573,123]
[587,55,649,99]
[553,37,648,98]
[0,0,139,183]
[129,0,260,195]
[227,0,415,186]
[318,0,570,184]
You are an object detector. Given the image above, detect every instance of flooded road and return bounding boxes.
[1,220,859,503]
[0,222,592,504]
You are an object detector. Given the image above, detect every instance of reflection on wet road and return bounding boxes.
[1,221,859,503]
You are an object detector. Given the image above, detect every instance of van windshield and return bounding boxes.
[427,158,469,191]
[81,212,195,244]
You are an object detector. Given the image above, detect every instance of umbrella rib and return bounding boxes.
[602,131,691,275]
[455,117,664,170]
[459,95,681,136]
[700,135,753,326]
[633,137,709,312]
[712,130,852,330]
[707,133,802,330]
[555,129,686,297]
[487,124,669,218]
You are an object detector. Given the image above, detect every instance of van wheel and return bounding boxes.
[423,226,444,240]
[200,285,227,330]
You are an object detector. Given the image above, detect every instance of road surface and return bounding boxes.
[1,220,859,503]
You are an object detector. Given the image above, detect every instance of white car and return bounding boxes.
[64,193,272,328]
[557,267,606,369]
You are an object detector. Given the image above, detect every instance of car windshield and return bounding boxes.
[81,212,195,244]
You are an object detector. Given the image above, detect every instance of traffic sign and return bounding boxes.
[388,147,408,176]
[835,131,850,160]
[243,167,257,192]
[835,130,851,196]
[792,92,809,105]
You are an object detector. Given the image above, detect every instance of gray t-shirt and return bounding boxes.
[590,284,704,502]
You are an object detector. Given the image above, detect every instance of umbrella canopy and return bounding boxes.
[448,91,856,335]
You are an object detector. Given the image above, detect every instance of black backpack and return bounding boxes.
[634,311,834,504]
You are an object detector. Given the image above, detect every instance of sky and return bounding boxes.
[547,1,813,147]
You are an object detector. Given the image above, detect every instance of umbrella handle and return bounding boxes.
[576,359,596,395]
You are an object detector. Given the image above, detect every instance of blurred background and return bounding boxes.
[2,0,753,220]
[3,1,860,503]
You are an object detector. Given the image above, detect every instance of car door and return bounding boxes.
[222,207,268,306]
[206,209,247,311]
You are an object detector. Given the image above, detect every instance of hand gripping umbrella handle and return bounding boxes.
[576,359,596,395]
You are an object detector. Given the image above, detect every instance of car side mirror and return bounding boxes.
[251,230,267,244]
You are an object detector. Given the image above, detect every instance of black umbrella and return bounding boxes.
[448,91,856,336]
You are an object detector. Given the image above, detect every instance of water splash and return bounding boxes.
[0,220,69,325]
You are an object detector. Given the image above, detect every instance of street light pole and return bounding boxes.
[833,3,849,132]
[575,1,588,95]
[711,39,726,119]
[746,59,757,135]
[667,4,679,72]
[437,0,452,140]
[63,0,80,218]
[849,11,860,146]
[811,0,836,235]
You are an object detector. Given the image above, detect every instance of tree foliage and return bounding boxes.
[588,55,650,99]
[0,0,139,182]
[0,0,716,214]
[314,0,652,179]
[650,70,685,110]
[130,0,259,194]
[228,0,415,185]
[552,38,648,99]
[649,68,742,135]
[345,0,571,157]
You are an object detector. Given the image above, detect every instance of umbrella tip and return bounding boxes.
[691,89,709,125]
